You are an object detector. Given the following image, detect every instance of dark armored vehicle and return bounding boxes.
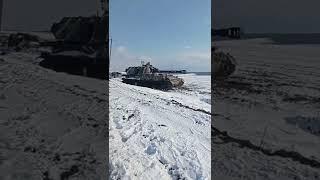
[212,47,237,78]
[212,28,238,79]
[39,2,109,79]
[122,62,184,90]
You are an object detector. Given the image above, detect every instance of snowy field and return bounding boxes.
[3,30,320,179]
[213,38,320,179]
[0,32,212,179]
[109,74,211,179]
[0,50,108,179]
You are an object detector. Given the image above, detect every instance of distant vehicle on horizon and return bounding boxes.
[212,27,242,39]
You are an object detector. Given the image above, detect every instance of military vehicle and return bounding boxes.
[212,47,237,78]
[212,28,238,79]
[122,62,184,90]
[39,0,109,79]
[7,33,40,51]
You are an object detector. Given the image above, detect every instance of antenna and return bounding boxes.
[96,0,100,16]
[95,0,107,17]
[100,0,107,15]
[0,0,3,31]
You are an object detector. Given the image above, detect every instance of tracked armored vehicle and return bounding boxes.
[39,1,109,79]
[212,27,238,79]
[122,62,184,90]
[213,47,237,78]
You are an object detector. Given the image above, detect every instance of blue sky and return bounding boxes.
[110,0,211,72]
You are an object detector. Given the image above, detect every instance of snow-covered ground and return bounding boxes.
[0,32,212,180]
[213,38,320,179]
[3,30,320,179]
[109,74,211,180]
[0,51,108,179]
